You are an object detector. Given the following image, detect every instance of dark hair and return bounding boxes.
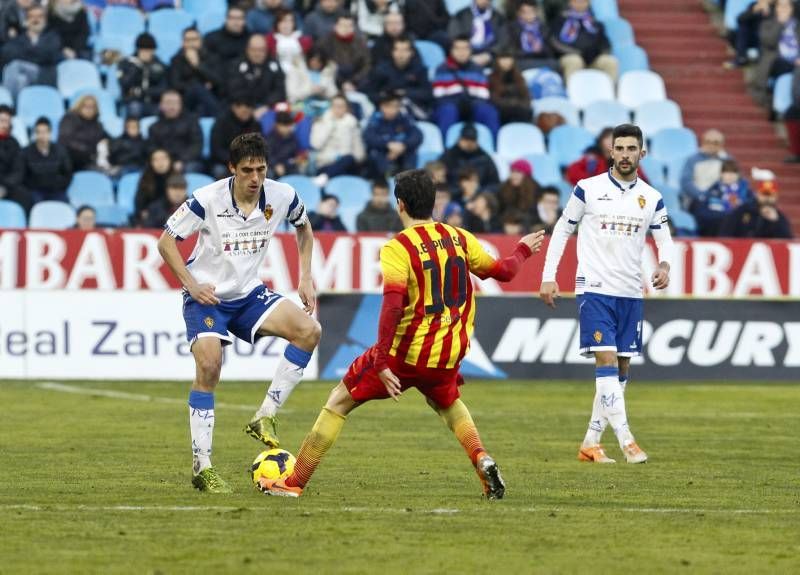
[450,35,472,51]
[394,169,435,219]
[612,124,643,149]
[229,132,268,166]
[275,111,294,125]
[392,36,413,50]
[76,205,95,217]
[0,104,13,116]
[721,159,739,173]
[540,186,560,198]
[336,12,354,23]
[227,5,245,16]
[167,174,187,189]
[183,26,200,37]
[458,166,479,181]
[372,178,389,191]
[273,9,295,31]
[34,116,51,129]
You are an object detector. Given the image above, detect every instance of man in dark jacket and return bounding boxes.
[141,173,188,228]
[303,0,341,40]
[356,179,402,232]
[204,6,250,80]
[11,117,73,209]
[506,0,559,71]
[402,0,449,48]
[0,105,21,204]
[363,92,422,178]
[1,5,61,95]
[439,123,499,193]
[370,11,410,64]
[719,179,793,239]
[365,37,433,116]
[209,95,260,178]
[318,13,371,90]
[147,90,203,173]
[118,33,168,118]
[228,34,286,119]
[550,0,618,80]
[264,111,306,178]
[447,0,507,68]
[169,27,221,118]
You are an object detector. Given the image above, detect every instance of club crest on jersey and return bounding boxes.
[264,204,274,220]
[637,195,646,209]
[204,316,215,328]
[593,330,603,343]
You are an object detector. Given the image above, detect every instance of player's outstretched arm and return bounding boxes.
[157,231,219,305]
[295,221,316,314]
[467,230,545,282]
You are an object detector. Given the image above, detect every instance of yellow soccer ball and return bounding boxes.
[251,449,296,485]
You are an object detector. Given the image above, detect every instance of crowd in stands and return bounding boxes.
[0,0,792,238]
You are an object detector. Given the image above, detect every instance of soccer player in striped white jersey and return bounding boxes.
[540,124,674,464]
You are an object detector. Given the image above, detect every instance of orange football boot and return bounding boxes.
[257,476,303,497]
[578,444,616,463]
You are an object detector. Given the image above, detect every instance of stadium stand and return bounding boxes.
[29,201,76,230]
[0,199,26,228]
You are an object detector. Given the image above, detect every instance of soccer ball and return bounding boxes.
[251,449,296,485]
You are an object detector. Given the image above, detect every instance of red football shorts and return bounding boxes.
[343,346,465,409]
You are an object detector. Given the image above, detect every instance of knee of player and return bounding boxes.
[196,352,222,378]
[296,317,322,349]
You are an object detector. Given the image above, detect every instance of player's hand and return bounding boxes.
[651,265,670,290]
[298,276,316,314]
[540,280,559,308]
[519,230,546,253]
[189,283,220,305]
[378,368,402,401]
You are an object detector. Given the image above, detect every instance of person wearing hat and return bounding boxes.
[439,122,499,193]
[719,178,793,238]
[498,158,540,219]
[118,32,168,118]
[363,91,423,178]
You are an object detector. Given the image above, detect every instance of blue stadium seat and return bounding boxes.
[522,67,566,99]
[445,122,494,152]
[582,100,630,135]
[414,40,445,73]
[492,154,509,181]
[29,201,76,230]
[659,185,682,214]
[532,96,580,126]
[635,100,683,141]
[95,204,130,227]
[279,175,321,212]
[183,0,227,19]
[773,73,793,115]
[12,117,29,146]
[69,88,118,122]
[326,175,372,232]
[117,172,141,216]
[196,10,226,35]
[567,69,615,109]
[296,116,312,150]
[665,155,689,188]
[102,114,124,138]
[618,70,666,109]
[0,86,11,106]
[614,44,649,75]
[591,0,619,21]
[650,128,698,163]
[603,18,635,48]
[640,156,667,187]
[417,121,444,154]
[98,6,146,57]
[185,173,214,198]
[68,171,116,208]
[548,125,595,167]
[57,59,102,99]
[200,117,214,158]
[104,64,121,101]
[416,150,441,168]
[557,179,574,207]
[17,85,65,128]
[670,209,697,236]
[0,199,26,228]
[139,115,158,138]
[497,122,546,160]
[148,9,195,63]
[445,0,471,15]
[724,0,751,30]
[524,154,563,186]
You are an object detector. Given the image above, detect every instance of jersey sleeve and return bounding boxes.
[649,194,669,229]
[286,190,309,228]
[380,240,409,295]
[164,198,205,240]
[460,229,498,278]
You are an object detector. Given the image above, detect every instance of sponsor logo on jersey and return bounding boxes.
[264,204,274,220]
[638,195,646,209]
[204,316,215,328]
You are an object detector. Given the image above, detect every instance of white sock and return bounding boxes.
[596,367,635,449]
[255,344,312,419]
[582,389,607,447]
[188,390,214,475]
[619,374,628,394]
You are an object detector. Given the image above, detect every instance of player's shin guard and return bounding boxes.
[285,407,346,488]
[582,390,608,447]
[256,344,313,418]
[188,390,215,475]
[438,399,487,466]
[596,367,634,449]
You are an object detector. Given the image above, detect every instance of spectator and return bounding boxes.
[148,90,204,174]
[109,117,148,176]
[135,148,174,218]
[455,165,481,205]
[308,193,347,231]
[363,92,422,178]
[463,191,501,233]
[528,185,561,234]
[550,0,618,81]
[304,47,339,113]
[365,37,433,117]
[751,0,798,107]
[565,127,613,185]
[431,36,500,139]
[440,123,499,193]
[267,9,313,66]
[442,201,464,227]
[726,0,774,69]
[357,0,399,39]
[448,0,507,68]
[507,0,559,71]
[1,5,61,97]
[720,178,793,238]
[784,64,800,162]
[247,0,291,34]
[47,0,91,60]
[370,10,408,64]
[265,111,307,178]
[210,95,261,178]
[498,158,539,217]
[310,94,365,186]
[118,33,168,118]
[425,160,448,187]
[489,49,533,125]
[204,6,250,78]
[228,35,287,119]
[57,94,110,171]
[0,105,21,204]
[680,129,730,205]
[169,27,221,118]
[11,117,73,208]
[141,173,188,228]
[502,209,528,235]
[691,160,753,237]
[356,178,403,231]
[402,0,449,48]
[75,205,96,231]
[303,0,342,41]
[0,0,32,43]
[319,13,371,91]
[433,184,453,220]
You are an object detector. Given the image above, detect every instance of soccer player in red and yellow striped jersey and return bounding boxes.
[258,169,544,499]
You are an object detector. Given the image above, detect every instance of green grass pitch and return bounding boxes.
[1,379,798,574]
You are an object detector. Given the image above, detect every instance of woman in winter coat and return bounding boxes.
[57,94,110,171]
[310,94,366,184]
